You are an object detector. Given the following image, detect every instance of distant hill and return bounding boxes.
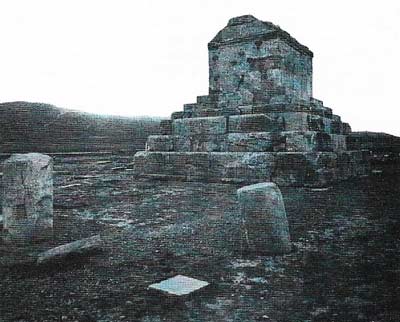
[0,101,163,153]
[347,131,400,153]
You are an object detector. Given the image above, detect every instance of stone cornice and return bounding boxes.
[208,30,313,57]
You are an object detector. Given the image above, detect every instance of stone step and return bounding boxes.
[132,151,369,187]
[178,102,336,119]
[146,131,347,153]
[170,108,348,135]
[172,114,283,137]
[265,111,336,133]
[250,102,334,119]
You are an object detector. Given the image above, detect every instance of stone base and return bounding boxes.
[146,131,347,153]
[173,102,351,135]
[132,151,370,187]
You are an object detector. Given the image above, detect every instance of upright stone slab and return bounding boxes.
[2,153,53,243]
[237,182,291,254]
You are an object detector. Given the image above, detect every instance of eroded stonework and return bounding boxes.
[133,15,370,186]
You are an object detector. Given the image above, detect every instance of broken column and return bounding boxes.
[2,153,53,243]
[237,182,291,254]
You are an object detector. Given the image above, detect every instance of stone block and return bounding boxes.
[192,108,222,118]
[237,182,291,254]
[159,120,172,135]
[183,103,197,113]
[171,111,184,119]
[196,95,215,105]
[284,131,333,152]
[310,98,323,108]
[186,135,223,152]
[208,152,276,181]
[146,135,175,151]
[223,132,282,152]
[228,114,280,133]
[330,134,347,151]
[331,115,343,134]
[37,235,102,265]
[267,112,332,133]
[172,116,227,136]
[271,152,320,186]
[342,123,352,135]
[2,153,53,243]
[237,105,254,114]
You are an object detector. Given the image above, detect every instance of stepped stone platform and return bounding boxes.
[133,15,370,186]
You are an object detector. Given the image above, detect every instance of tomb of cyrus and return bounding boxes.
[133,15,369,186]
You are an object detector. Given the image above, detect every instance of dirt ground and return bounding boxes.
[0,155,399,322]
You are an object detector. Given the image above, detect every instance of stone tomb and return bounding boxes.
[133,15,369,186]
[2,153,53,242]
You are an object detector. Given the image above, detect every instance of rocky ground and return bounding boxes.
[0,154,399,322]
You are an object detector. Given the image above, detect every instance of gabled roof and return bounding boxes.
[208,15,313,57]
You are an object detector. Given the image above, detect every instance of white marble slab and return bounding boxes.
[149,275,209,296]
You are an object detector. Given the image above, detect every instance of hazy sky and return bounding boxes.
[0,0,399,135]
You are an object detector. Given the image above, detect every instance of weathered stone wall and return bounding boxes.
[208,16,312,108]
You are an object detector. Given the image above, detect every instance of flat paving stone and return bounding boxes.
[149,275,209,296]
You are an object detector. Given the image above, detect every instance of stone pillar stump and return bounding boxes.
[237,182,291,254]
[2,153,53,243]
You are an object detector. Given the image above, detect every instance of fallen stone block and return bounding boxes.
[149,275,209,296]
[2,153,53,243]
[37,235,102,265]
[237,182,291,254]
